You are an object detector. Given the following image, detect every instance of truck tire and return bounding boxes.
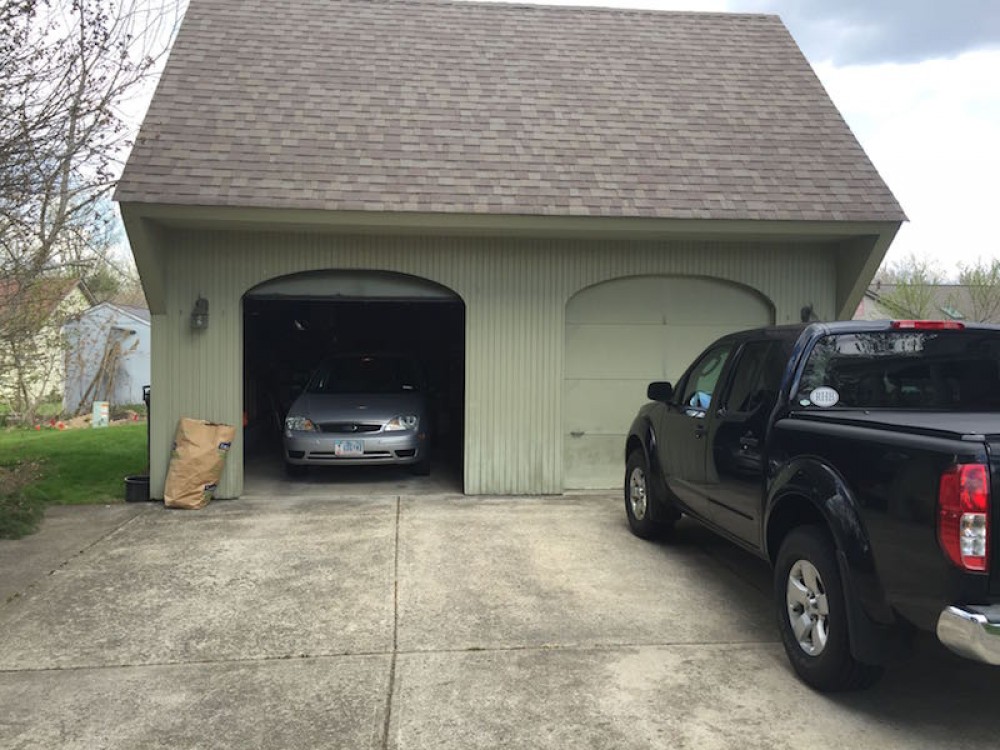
[624,449,674,540]
[774,526,884,691]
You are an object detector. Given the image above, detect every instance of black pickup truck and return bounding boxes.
[624,319,1000,691]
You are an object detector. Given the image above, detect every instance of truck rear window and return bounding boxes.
[797,330,1000,410]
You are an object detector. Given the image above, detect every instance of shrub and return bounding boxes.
[0,461,45,539]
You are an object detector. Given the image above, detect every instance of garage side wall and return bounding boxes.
[148,231,835,497]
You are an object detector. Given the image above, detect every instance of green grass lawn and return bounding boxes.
[0,423,147,538]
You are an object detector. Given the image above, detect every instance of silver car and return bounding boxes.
[283,354,430,475]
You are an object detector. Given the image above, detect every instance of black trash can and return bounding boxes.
[124,475,150,502]
[123,385,153,503]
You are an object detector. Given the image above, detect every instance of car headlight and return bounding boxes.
[285,416,317,432]
[384,415,418,431]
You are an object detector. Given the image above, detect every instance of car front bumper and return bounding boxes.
[937,604,1000,665]
[284,430,427,466]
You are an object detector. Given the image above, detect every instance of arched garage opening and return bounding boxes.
[242,270,465,492]
[564,275,773,489]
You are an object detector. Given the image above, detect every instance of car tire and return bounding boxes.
[624,449,674,540]
[284,462,308,478]
[410,457,431,476]
[774,526,884,692]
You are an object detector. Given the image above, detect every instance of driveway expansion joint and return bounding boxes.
[380,495,402,750]
[0,650,394,675]
[0,638,788,676]
[0,505,152,613]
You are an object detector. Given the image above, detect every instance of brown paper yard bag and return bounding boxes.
[164,418,235,509]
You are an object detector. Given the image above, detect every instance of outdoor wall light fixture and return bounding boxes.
[191,296,209,330]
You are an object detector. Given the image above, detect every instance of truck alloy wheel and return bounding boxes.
[785,559,830,656]
[628,465,648,520]
[774,526,883,691]
[624,450,674,540]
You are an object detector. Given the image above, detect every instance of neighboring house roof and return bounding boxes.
[103,282,149,310]
[112,304,152,325]
[116,0,904,223]
[67,301,152,328]
[0,278,94,335]
[856,283,1000,324]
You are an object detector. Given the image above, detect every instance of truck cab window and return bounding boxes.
[724,341,782,414]
[681,344,733,415]
[798,331,1000,410]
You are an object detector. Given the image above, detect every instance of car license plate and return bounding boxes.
[333,439,363,457]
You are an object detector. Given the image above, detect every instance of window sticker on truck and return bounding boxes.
[810,386,840,407]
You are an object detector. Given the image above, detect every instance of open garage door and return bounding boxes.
[243,271,465,492]
[564,276,773,489]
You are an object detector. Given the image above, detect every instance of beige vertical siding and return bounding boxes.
[148,230,835,498]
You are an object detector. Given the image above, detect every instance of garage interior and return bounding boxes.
[241,271,465,493]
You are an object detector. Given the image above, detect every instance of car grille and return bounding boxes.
[316,422,381,434]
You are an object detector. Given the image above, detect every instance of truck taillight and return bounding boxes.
[938,464,990,572]
[891,320,966,330]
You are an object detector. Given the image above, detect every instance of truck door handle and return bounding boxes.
[694,424,707,439]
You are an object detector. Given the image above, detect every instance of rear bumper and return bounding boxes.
[937,605,1000,665]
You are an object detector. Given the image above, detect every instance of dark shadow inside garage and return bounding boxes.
[242,271,465,494]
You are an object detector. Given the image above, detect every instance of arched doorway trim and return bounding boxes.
[245,269,462,302]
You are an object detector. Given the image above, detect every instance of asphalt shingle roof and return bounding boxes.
[116,0,905,222]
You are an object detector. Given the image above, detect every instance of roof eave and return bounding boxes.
[835,223,903,320]
[118,201,903,242]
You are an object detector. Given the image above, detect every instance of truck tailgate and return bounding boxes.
[992,441,1000,596]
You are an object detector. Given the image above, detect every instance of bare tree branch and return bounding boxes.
[0,0,181,420]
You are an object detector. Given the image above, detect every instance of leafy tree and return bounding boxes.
[872,255,1000,324]
[957,258,1000,323]
[876,254,943,318]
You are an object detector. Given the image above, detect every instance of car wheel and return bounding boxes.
[774,526,884,691]
[624,449,673,540]
[284,462,308,478]
[410,457,431,476]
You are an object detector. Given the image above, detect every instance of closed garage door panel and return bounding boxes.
[564,277,772,489]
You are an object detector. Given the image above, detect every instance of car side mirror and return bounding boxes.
[647,381,673,402]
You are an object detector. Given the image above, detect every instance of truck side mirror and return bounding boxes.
[647,381,673,402]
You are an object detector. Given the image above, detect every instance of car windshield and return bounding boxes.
[306,356,421,395]
[797,330,1000,410]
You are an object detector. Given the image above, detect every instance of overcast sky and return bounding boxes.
[128,0,999,277]
[728,0,1000,275]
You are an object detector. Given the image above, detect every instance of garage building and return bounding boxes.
[116,0,904,497]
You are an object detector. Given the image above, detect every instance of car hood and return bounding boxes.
[290,392,426,423]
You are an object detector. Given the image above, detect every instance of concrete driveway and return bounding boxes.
[2,491,1000,749]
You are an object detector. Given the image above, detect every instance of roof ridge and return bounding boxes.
[366,0,780,20]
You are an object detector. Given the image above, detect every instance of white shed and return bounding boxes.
[62,303,151,414]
